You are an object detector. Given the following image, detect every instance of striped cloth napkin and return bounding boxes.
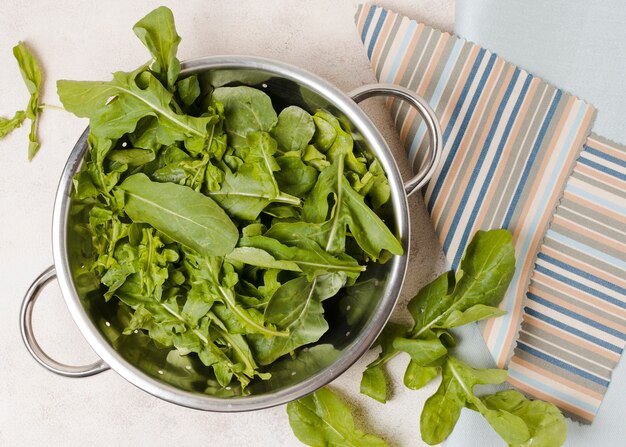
[355,3,626,423]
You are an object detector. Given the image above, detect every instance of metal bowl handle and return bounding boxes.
[349,83,442,196]
[20,266,109,377]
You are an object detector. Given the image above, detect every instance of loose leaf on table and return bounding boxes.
[2,42,43,159]
[212,86,278,149]
[132,6,181,90]
[58,67,214,152]
[249,273,346,365]
[118,173,238,257]
[0,111,26,139]
[420,356,522,446]
[360,229,514,404]
[271,105,315,152]
[409,229,515,338]
[477,390,567,447]
[287,387,388,447]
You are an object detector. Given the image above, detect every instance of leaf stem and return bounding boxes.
[39,103,68,113]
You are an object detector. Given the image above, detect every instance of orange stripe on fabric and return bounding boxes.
[355,3,372,35]
[370,11,397,69]
[522,313,622,362]
[511,355,605,400]
[435,58,509,241]
[475,76,540,230]
[532,270,626,319]
[541,245,626,290]
[552,214,626,253]
[574,162,626,190]
[481,77,542,349]
[398,32,451,144]
[586,137,626,162]
[440,58,514,243]
[391,23,426,86]
[428,45,481,229]
[527,282,626,333]
[562,190,625,223]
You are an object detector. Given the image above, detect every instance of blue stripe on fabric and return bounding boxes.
[547,230,626,271]
[508,368,599,414]
[501,90,562,228]
[427,48,487,212]
[360,6,377,43]
[578,156,626,181]
[535,264,626,309]
[527,292,626,340]
[524,307,623,353]
[538,252,626,297]
[565,183,626,215]
[516,342,610,387]
[439,55,499,260]
[449,70,528,270]
[385,20,418,83]
[367,9,387,58]
[585,146,626,169]
[407,38,465,163]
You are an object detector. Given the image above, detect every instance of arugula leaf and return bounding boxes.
[0,111,26,139]
[13,42,42,159]
[1,43,43,159]
[361,230,515,391]
[58,68,214,152]
[421,356,518,445]
[212,86,278,149]
[271,105,315,152]
[287,387,388,447]
[132,6,181,90]
[303,156,403,260]
[208,131,300,220]
[360,366,387,404]
[118,173,238,257]
[478,390,567,447]
[250,273,346,365]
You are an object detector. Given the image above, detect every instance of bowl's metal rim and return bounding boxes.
[52,55,410,412]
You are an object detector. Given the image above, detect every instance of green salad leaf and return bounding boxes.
[118,173,238,257]
[287,387,388,447]
[132,6,181,90]
[0,42,43,159]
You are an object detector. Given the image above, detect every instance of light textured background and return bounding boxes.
[0,1,454,446]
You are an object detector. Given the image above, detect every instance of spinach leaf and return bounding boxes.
[212,86,278,149]
[119,173,238,257]
[287,387,388,447]
[132,6,181,90]
[271,105,315,152]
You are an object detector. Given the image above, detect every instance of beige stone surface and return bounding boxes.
[0,1,453,445]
